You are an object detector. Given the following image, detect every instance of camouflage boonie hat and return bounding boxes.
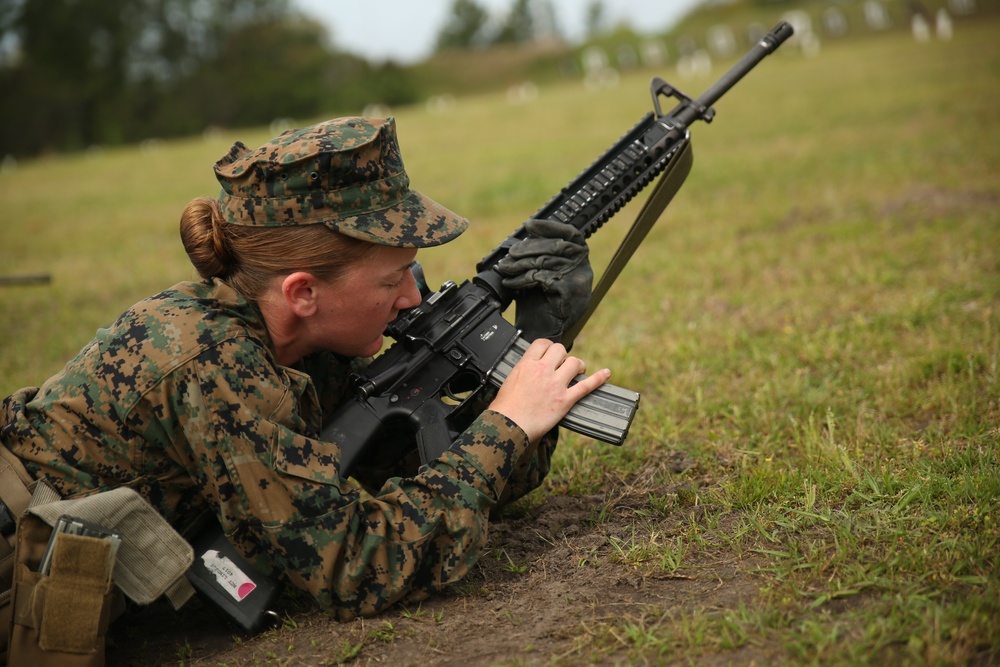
[213,117,468,248]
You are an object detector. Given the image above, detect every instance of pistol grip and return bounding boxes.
[413,399,457,465]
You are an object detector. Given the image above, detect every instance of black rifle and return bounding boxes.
[323,22,794,476]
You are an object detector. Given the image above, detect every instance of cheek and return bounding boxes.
[368,297,391,316]
[359,297,394,328]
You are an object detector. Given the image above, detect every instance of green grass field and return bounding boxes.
[1,15,998,666]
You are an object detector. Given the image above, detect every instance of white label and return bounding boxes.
[201,549,257,601]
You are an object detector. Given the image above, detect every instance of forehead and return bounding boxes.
[361,245,418,273]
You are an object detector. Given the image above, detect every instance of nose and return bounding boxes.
[397,270,422,310]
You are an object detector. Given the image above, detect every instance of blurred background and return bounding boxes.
[1,0,993,162]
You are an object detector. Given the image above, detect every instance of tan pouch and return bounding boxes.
[8,513,117,667]
[1,537,13,666]
[0,443,35,666]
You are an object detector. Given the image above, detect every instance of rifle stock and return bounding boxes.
[322,22,794,477]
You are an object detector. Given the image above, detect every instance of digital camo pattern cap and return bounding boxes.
[213,117,468,248]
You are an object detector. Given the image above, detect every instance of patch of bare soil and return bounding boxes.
[107,461,764,666]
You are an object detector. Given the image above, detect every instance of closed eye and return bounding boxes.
[387,261,417,288]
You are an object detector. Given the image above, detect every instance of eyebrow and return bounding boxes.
[380,260,415,280]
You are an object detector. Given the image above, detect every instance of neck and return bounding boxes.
[258,297,310,367]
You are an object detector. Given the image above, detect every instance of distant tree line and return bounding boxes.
[0,0,606,159]
[435,0,638,51]
[436,0,562,50]
[0,0,422,157]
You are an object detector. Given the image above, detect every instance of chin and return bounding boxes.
[327,335,384,359]
[358,335,384,358]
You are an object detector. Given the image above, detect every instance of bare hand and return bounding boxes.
[488,338,611,443]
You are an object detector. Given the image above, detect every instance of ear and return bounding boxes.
[280,272,320,318]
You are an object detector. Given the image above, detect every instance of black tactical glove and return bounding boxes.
[495,218,593,343]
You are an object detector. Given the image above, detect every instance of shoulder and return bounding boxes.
[98,280,272,396]
[108,280,264,354]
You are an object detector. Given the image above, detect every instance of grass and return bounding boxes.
[1,12,998,667]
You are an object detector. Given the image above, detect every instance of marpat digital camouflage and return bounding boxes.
[0,279,554,618]
[214,117,469,248]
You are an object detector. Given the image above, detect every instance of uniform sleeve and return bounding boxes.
[159,338,530,620]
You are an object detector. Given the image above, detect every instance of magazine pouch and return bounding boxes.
[8,513,117,667]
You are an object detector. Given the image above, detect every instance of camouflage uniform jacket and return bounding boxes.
[0,278,537,619]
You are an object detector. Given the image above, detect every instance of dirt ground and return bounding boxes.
[106,456,764,666]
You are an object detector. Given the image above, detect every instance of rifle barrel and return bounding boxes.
[476,21,794,277]
[673,21,795,127]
